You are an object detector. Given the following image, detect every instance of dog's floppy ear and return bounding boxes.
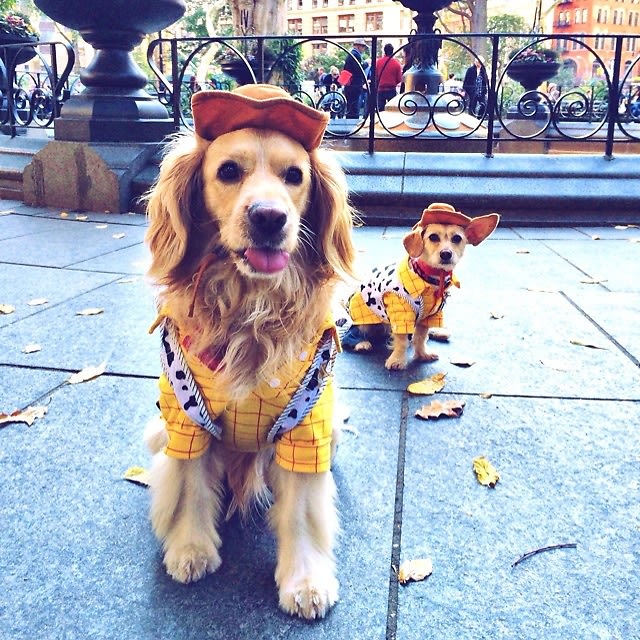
[307,149,356,282]
[465,213,500,246]
[145,135,207,284]
[403,225,424,257]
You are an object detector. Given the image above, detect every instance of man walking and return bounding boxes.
[342,37,369,119]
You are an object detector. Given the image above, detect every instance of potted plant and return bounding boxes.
[506,44,560,92]
[0,0,39,68]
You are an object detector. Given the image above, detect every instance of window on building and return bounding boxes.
[338,14,355,32]
[312,0,317,8]
[288,18,303,36]
[298,0,303,8]
[582,8,588,22]
[312,16,328,35]
[322,0,328,6]
[574,8,581,23]
[365,12,383,31]
[312,42,328,54]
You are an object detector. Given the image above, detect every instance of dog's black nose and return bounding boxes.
[248,202,287,239]
[440,249,453,263]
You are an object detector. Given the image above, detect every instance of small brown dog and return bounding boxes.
[344,203,499,369]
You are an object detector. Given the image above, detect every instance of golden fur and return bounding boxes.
[144,126,356,619]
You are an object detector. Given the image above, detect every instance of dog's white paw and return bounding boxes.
[385,354,408,370]
[278,572,339,620]
[353,340,372,352]
[164,542,221,584]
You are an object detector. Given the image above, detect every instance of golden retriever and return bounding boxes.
[143,85,356,620]
[344,203,499,370]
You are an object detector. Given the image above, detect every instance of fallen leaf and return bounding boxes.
[407,372,446,395]
[22,343,42,354]
[428,327,450,342]
[75,215,88,221]
[479,392,493,399]
[76,307,104,316]
[516,249,530,254]
[60,211,69,218]
[116,277,138,284]
[415,399,465,420]
[570,338,609,350]
[27,298,48,307]
[580,278,608,285]
[397,558,433,585]
[95,223,108,229]
[68,362,106,384]
[591,235,600,240]
[123,466,151,487]
[0,405,48,427]
[0,303,16,315]
[489,311,504,319]
[473,455,500,488]
[112,232,126,239]
[450,357,475,368]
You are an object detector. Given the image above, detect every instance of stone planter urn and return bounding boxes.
[506,61,560,93]
[34,0,185,142]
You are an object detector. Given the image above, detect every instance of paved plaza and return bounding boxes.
[1,202,639,639]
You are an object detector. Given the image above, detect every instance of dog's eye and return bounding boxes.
[451,234,463,244]
[217,161,241,182]
[428,233,440,243]
[284,166,303,185]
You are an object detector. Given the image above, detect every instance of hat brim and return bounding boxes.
[192,89,329,151]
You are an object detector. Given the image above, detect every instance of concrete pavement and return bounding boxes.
[1,202,639,639]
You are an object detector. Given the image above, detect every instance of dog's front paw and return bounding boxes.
[414,350,440,362]
[278,572,339,620]
[385,353,408,370]
[164,542,221,584]
[353,340,372,352]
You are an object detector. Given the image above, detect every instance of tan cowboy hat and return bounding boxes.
[191,84,329,151]
[403,202,500,256]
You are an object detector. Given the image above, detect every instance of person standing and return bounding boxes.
[342,37,369,119]
[375,43,403,111]
[462,56,488,117]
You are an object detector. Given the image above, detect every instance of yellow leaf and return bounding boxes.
[123,466,151,487]
[407,372,446,395]
[415,399,465,420]
[398,558,433,585]
[112,232,126,239]
[60,211,69,218]
[68,362,106,384]
[0,405,48,427]
[22,343,42,354]
[0,303,16,315]
[76,308,104,316]
[27,298,48,307]
[473,456,500,488]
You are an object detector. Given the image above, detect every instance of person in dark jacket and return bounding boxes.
[342,37,368,119]
[462,56,488,117]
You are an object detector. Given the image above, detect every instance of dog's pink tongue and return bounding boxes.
[244,248,290,273]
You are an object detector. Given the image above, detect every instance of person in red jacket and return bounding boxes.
[375,43,403,111]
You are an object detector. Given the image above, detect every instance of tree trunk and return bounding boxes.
[229,0,286,36]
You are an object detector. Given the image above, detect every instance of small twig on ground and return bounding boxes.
[512,543,578,568]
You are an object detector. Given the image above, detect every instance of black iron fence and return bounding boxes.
[0,40,75,136]
[2,33,640,159]
[147,31,640,158]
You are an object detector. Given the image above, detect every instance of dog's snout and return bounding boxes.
[439,249,453,263]
[248,202,287,238]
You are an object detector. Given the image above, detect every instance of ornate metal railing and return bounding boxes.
[147,31,640,157]
[0,40,75,137]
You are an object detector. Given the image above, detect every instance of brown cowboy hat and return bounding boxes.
[191,84,329,151]
[403,202,500,256]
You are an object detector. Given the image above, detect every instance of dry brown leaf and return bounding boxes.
[68,362,106,384]
[450,356,476,368]
[76,307,104,316]
[407,372,446,395]
[591,235,600,240]
[123,466,151,487]
[489,311,504,319]
[112,232,126,239]
[0,405,48,427]
[427,327,450,342]
[0,303,16,315]
[473,456,500,488]
[27,298,48,307]
[397,558,433,585]
[22,343,42,354]
[415,399,465,420]
[479,392,493,399]
[570,338,609,350]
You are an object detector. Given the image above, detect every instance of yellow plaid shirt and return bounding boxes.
[156,316,339,474]
[348,257,459,334]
